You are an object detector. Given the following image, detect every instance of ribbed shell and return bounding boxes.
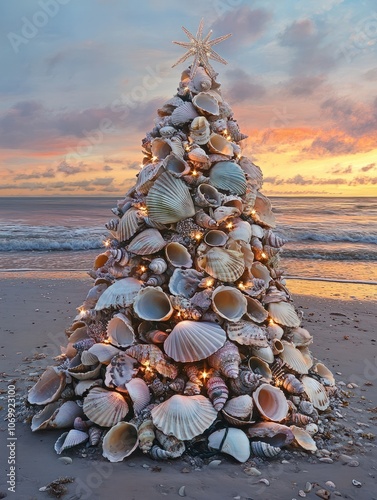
[207,376,229,411]
[102,422,139,462]
[83,387,129,427]
[95,278,142,310]
[227,321,268,347]
[209,161,247,195]
[146,172,195,224]
[126,344,178,379]
[127,228,166,255]
[197,247,245,282]
[54,429,88,454]
[279,342,309,374]
[135,162,163,195]
[208,340,241,379]
[267,302,301,328]
[238,157,263,190]
[171,102,199,125]
[250,441,281,459]
[164,320,227,362]
[301,376,329,411]
[117,208,143,242]
[223,394,253,419]
[208,428,250,463]
[151,395,218,441]
[28,366,66,405]
[87,343,121,364]
[126,378,151,415]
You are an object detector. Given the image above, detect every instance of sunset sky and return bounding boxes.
[1,0,377,196]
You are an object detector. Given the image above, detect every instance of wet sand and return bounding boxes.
[0,274,376,500]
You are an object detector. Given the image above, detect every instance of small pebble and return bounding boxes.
[339,454,353,463]
[325,481,336,489]
[142,464,150,469]
[178,486,186,497]
[208,460,221,468]
[352,479,362,487]
[298,490,306,497]
[281,459,290,464]
[128,462,136,467]
[233,497,241,500]
[39,487,47,492]
[244,467,261,476]
[319,458,333,464]
[304,482,312,493]
[315,489,330,499]
[181,467,190,473]
[338,381,346,386]
[347,460,360,467]
[259,478,270,486]
[58,457,72,465]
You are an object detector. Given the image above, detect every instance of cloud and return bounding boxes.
[127,161,141,170]
[264,174,346,185]
[304,135,359,155]
[103,158,125,164]
[57,160,86,176]
[365,68,377,81]
[329,164,352,174]
[285,75,326,96]
[349,176,377,185]
[321,97,377,137]
[91,177,114,186]
[225,69,266,104]
[360,162,376,172]
[103,165,113,171]
[14,168,55,180]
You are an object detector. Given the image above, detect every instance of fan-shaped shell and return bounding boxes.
[87,343,121,364]
[125,378,151,415]
[197,247,245,282]
[227,321,268,347]
[244,296,268,323]
[208,134,234,157]
[165,242,193,268]
[290,327,313,347]
[250,440,281,459]
[208,428,250,463]
[253,384,289,422]
[127,228,166,256]
[151,395,218,441]
[102,422,139,462]
[146,172,195,224]
[210,161,247,195]
[135,162,164,195]
[117,208,144,243]
[290,425,317,451]
[171,101,199,126]
[95,278,142,310]
[211,286,247,322]
[164,320,226,362]
[228,220,251,243]
[28,367,66,405]
[248,357,273,383]
[204,230,228,247]
[163,154,190,177]
[106,313,135,348]
[192,92,219,116]
[54,429,88,455]
[279,341,309,374]
[267,302,300,328]
[133,286,173,322]
[105,352,139,391]
[253,192,276,228]
[302,376,329,411]
[83,387,129,427]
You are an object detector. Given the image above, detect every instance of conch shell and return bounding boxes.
[102,422,139,462]
[208,340,241,379]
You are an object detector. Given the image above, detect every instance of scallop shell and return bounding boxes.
[135,162,164,195]
[192,92,219,116]
[163,154,190,177]
[168,268,204,298]
[245,296,269,323]
[228,220,252,243]
[195,184,222,208]
[54,429,88,455]
[127,228,166,256]
[253,192,276,228]
[208,340,241,379]
[164,320,226,363]
[208,428,250,463]
[250,441,281,459]
[238,157,263,190]
[106,313,135,348]
[197,247,245,282]
[207,376,229,411]
[138,419,155,453]
[290,425,317,451]
[126,344,178,379]
[301,376,329,411]
[146,172,195,224]
[189,116,211,145]
[95,278,142,310]
[105,353,139,391]
[102,422,139,462]
[28,367,66,406]
[208,134,234,157]
[149,257,168,274]
[87,343,121,364]
[248,357,273,383]
[253,384,289,422]
[227,321,268,347]
[209,161,247,195]
[171,101,199,126]
[267,302,300,328]
[151,395,218,441]
[125,378,151,415]
[312,362,335,386]
[189,67,212,93]
[133,286,173,322]
[223,395,253,419]
[117,208,144,243]
[211,286,247,322]
[165,242,193,268]
[83,387,129,427]
[279,342,309,374]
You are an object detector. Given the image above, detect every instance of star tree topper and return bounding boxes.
[172,18,232,78]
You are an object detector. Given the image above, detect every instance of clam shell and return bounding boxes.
[195,184,222,208]
[248,357,273,383]
[105,353,139,391]
[253,384,289,422]
[54,429,88,455]
[290,425,317,451]
[246,422,294,447]
[146,171,195,224]
[250,441,281,459]
[102,422,139,462]
[126,378,151,415]
[87,343,121,364]
[228,220,252,242]
[211,286,247,322]
[227,321,268,347]
[28,366,66,405]
[31,402,60,431]
[135,162,164,195]
[133,286,173,322]
[312,362,335,386]
[188,147,209,165]
[151,395,218,441]
[127,228,166,255]
[117,208,144,242]
[83,387,129,427]
[208,134,234,157]
[95,278,142,310]
[106,313,135,348]
[208,428,250,463]
[279,342,309,374]
[171,101,199,126]
[33,400,83,431]
[250,224,264,238]
[223,395,253,419]
[209,161,247,195]
[301,376,329,411]
[204,230,228,247]
[253,192,276,228]
[164,320,226,362]
[165,242,193,268]
[267,302,300,328]
[168,268,204,297]
[192,92,219,116]
[238,157,263,190]
[74,379,103,396]
[197,247,245,282]
[163,154,190,177]
[245,296,269,323]
[151,138,173,160]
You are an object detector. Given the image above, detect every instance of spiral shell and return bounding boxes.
[88,426,102,446]
[206,376,229,411]
[250,441,281,459]
[189,66,212,93]
[189,116,211,145]
[138,419,155,453]
[228,369,262,395]
[208,341,241,379]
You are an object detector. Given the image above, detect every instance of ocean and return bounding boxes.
[1,196,376,287]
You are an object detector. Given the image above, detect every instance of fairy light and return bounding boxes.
[192,169,198,176]
[226,134,232,141]
[205,278,214,287]
[251,209,256,216]
[77,306,87,319]
[201,370,209,381]
[194,231,202,241]
[269,319,275,326]
[261,252,267,259]
[140,265,147,273]
[152,155,158,162]
[103,239,111,248]
[144,361,152,372]
[238,282,245,290]
[226,222,233,229]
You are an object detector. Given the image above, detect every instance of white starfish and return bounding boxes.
[172,18,232,78]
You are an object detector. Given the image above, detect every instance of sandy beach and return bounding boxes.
[0,274,376,500]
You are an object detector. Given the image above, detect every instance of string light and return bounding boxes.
[201,370,209,381]
[226,222,233,229]
[192,169,198,176]
[238,282,245,290]
[144,361,152,372]
[261,252,267,259]
[152,155,158,162]
[205,278,214,287]
[140,265,147,273]
[268,319,275,326]
[77,306,87,319]
[103,239,111,248]
[251,209,256,216]
[194,231,202,241]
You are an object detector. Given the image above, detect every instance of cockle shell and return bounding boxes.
[195,184,222,208]
[228,220,252,243]
[168,268,204,298]
[253,384,289,422]
[135,162,164,195]
[246,422,294,447]
[87,343,121,364]
[154,430,185,459]
[290,425,317,452]
[227,120,248,142]
[160,125,177,137]
[106,313,135,348]
[171,101,199,126]
[104,353,139,391]
[28,366,66,405]
[151,395,218,441]
[211,286,247,322]
[189,116,211,145]
[209,161,247,196]
[208,340,241,379]
[301,376,329,411]
[238,157,263,190]
[125,378,151,415]
[244,296,268,323]
[102,422,139,462]
[83,387,129,427]
[189,66,212,93]
[146,172,195,224]
[126,344,178,379]
[163,154,190,177]
[279,342,309,374]
[208,134,234,157]
[54,429,88,455]
[164,320,227,362]
[149,257,167,274]
[248,357,273,383]
[95,278,142,310]
[204,229,228,247]
[165,242,193,268]
[192,92,219,116]
[312,362,335,387]
[138,419,155,453]
[127,228,166,255]
[227,321,268,347]
[208,428,250,463]
[207,376,229,410]
[133,286,173,322]
[194,209,217,229]
[253,192,276,228]
[117,208,144,243]
[250,441,281,459]
[158,96,184,116]
[197,247,245,282]
[267,301,300,328]
[223,395,253,420]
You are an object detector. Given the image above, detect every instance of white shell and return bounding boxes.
[102,422,139,462]
[301,376,329,411]
[133,286,173,321]
[290,425,317,451]
[223,395,253,419]
[125,378,151,415]
[312,362,335,386]
[253,384,289,422]
[250,262,271,286]
[208,428,250,463]
[204,230,228,247]
[169,268,204,297]
[163,154,190,177]
[164,320,226,362]
[251,345,275,364]
[267,301,300,328]
[151,138,173,160]
[188,147,210,165]
[117,208,144,242]
[28,366,66,405]
[146,172,195,224]
[106,313,135,348]
[290,327,313,347]
[95,278,142,310]
[246,422,294,447]
[127,228,166,255]
[279,342,309,374]
[228,220,252,242]
[238,157,263,190]
[253,192,276,228]
[32,400,83,432]
[189,67,212,93]
[149,257,168,274]
[135,162,163,195]
[227,321,268,347]
[54,429,88,454]
[105,353,139,391]
[83,387,129,427]
[165,242,193,268]
[87,343,121,364]
[248,357,273,382]
[245,296,269,323]
[210,161,247,195]
[74,379,102,396]
[151,395,218,441]
[197,247,245,282]
[171,101,199,126]
[189,116,211,145]
[195,184,222,208]
[208,134,234,156]
[31,402,60,432]
[211,286,247,322]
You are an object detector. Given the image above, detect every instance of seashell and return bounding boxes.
[275,373,305,395]
[74,379,102,397]
[208,134,234,157]
[253,192,276,228]
[212,205,240,223]
[210,117,227,134]
[105,217,119,233]
[117,208,144,243]
[228,369,262,395]
[31,402,60,432]
[80,349,99,366]
[108,249,130,268]
[227,120,248,142]
[290,327,313,347]
[211,286,247,322]
[238,157,263,190]
[192,92,219,116]
[42,401,84,431]
[195,184,222,208]
[253,384,289,422]
[227,321,268,347]
[87,343,121,364]
[207,376,229,410]
[250,224,264,239]
[222,194,244,214]
[73,416,94,431]
[145,274,166,286]
[151,395,218,441]
[95,277,142,310]
[160,125,177,137]
[267,302,300,328]
[169,268,203,298]
[244,296,268,323]
[183,364,203,386]
[146,172,195,224]
[228,220,252,243]
[188,147,210,166]
[208,428,250,463]
[126,378,151,415]
[126,344,178,379]
[88,426,102,446]
[154,430,185,458]
[266,322,284,340]
[248,357,273,383]
[223,395,253,419]
[165,242,193,268]
[184,380,201,395]
[263,286,289,305]
[305,423,318,436]
[271,338,284,355]
[279,342,309,374]
[203,229,228,247]
[151,138,173,160]
[194,209,217,229]
[242,188,257,216]
[94,252,110,270]
[104,353,139,391]
[102,422,139,462]
[301,376,329,411]
[127,228,166,256]
[263,230,287,248]
[298,401,317,418]
[149,257,168,274]
[250,262,271,286]
[138,419,155,453]
[83,387,129,427]
[189,66,212,93]
[54,429,88,455]
[158,96,184,115]
[106,313,135,348]
[298,346,314,369]
[81,283,108,310]
[67,359,101,381]
[135,162,164,195]
[246,422,294,447]
[290,425,317,452]
[164,320,226,362]
[287,412,313,426]
[209,161,247,196]
[133,286,173,322]
[28,366,66,405]
[251,345,274,364]
[171,101,199,126]
[169,376,186,393]
[163,154,190,177]
[312,362,335,387]
[140,329,168,344]
[189,116,211,145]
[250,441,281,459]
[197,247,245,282]
[208,340,241,379]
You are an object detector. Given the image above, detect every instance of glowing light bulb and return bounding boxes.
[269,319,275,326]
[238,282,245,290]
[201,370,208,381]
[194,232,202,240]
[261,252,267,259]
[140,265,146,273]
[206,278,214,288]
[103,239,111,248]
[152,155,158,162]
[192,170,198,176]
[226,222,233,229]
[251,209,256,216]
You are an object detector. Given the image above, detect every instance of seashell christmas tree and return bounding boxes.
[28,19,339,464]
